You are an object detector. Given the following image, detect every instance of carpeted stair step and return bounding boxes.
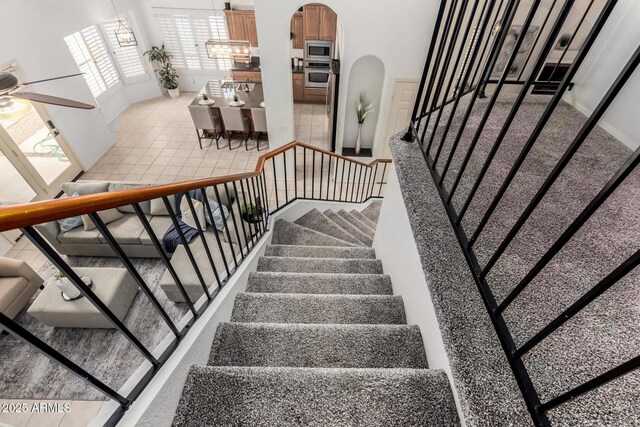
[271,219,356,247]
[293,209,365,246]
[174,366,460,427]
[231,293,407,324]
[361,201,382,223]
[337,209,375,238]
[208,323,428,368]
[351,209,378,230]
[323,209,373,246]
[257,256,383,274]
[264,244,376,259]
[246,271,393,295]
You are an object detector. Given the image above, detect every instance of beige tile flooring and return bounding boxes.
[0,94,387,426]
[0,399,105,427]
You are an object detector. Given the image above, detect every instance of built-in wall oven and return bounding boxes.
[305,61,331,89]
[304,40,333,62]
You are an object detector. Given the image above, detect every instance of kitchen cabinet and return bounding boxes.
[303,5,321,40]
[232,70,262,83]
[319,7,337,41]
[291,12,304,49]
[292,73,304,101]
[303,4,336,41]
[244,13,258,46]
[304,88,327,104]
[225,10,259,47]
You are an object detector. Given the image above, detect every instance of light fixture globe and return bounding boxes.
[0,72,19,95]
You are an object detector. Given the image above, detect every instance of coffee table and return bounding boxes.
[27,267,138,329]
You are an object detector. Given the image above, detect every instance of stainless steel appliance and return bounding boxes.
[304,61,330,89]
[304,40,333,62]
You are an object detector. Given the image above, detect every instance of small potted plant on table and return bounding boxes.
[241,200,264,224]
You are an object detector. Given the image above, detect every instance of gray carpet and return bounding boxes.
[209,322,428,368]
[337,210,376,238]
[246,271,393,295]
[293,209,365,246]
[0,256,187,400]
[323,209,373,246]
[174,209,460,425]
[405,91,639,425]
[361,201,383,223]
[174,366,459,427]
[257,256,383,274]
[350,209,378,230]
[271,219,356,247]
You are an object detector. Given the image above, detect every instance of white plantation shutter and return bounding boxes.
[64,25,121,99]
[154,9,232,73]
[102,19,147,83]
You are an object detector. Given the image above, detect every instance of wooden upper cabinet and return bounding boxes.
[225,10,258,47]
[303,5,321,40]
[244,13,258,46]
[291,13,304,49]
[302,5,336,41]
[319,7,337,41]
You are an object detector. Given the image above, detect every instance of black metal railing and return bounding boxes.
[0,141,390,426]
[405,0,639,425]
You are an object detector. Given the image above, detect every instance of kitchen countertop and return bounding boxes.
[292,66,304,74]
[191,81,264,109]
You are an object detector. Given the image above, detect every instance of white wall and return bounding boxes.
[343,55,385,152]
[253,0,440,151]
[373,166,466,425]
[0,0,161,170]
[564,0,640,150]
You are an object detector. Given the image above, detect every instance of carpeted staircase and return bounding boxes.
[173,202,460,426]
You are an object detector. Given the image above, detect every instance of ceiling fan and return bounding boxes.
[0,71,95,110]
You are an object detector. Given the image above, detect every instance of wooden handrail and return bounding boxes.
[0,141,391,232]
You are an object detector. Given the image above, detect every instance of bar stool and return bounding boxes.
[188,105,222,149]
[219,107,251,150]
[250,108,269,151]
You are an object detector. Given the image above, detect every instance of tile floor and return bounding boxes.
[0,93,387,426]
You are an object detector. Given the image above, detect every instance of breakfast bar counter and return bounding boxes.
[190,81,265,109]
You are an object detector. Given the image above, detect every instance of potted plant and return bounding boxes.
[241,201,263,224]
[159,62,180,98]
[354,92,374,155]
[557,33,572,50]
[144,44,172,70]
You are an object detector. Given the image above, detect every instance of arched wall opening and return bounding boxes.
[341,55,385,157]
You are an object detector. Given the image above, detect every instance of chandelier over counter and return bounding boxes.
[205,40,252,62]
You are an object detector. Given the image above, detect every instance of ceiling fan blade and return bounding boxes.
[11,92,95,110]
[20,73,85,86]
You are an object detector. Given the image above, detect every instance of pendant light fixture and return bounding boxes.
[110,0,138,47]
[204,0,252,63]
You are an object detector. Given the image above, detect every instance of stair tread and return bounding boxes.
[293,209,365,246]
[337,209,375,238]
[264,244,376,259]
[174,366,460,427]
[350,209,378,230]
[257,256,383,274]
[323,210,374,246]
[361,201,382,223]
[209,322,428,368]
[246,271,393,295]
[271,219,357,247]
[231,292,407,324]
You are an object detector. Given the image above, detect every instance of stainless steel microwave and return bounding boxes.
[305,40,333,62]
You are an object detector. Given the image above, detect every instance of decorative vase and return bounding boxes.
[168,88,180,98]
[355,123,363,155]
[56,277,81,300]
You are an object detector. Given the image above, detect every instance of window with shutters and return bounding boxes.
[154,9,232,73]
[64,25,122,99]
[101,18,148,84]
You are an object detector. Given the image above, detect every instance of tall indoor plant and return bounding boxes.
[145,43,180,98]
[354,92,374,155]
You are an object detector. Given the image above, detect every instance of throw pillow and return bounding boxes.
[206,198,229,231]
[205,185,235,208]
[150,196,178,216]
[108,182,151,214]
[62,181,109,196]
[180,198,206,230]
[81,208,125,231]
[57,192,83,232]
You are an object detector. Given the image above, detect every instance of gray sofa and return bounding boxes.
[36,180,253,303]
